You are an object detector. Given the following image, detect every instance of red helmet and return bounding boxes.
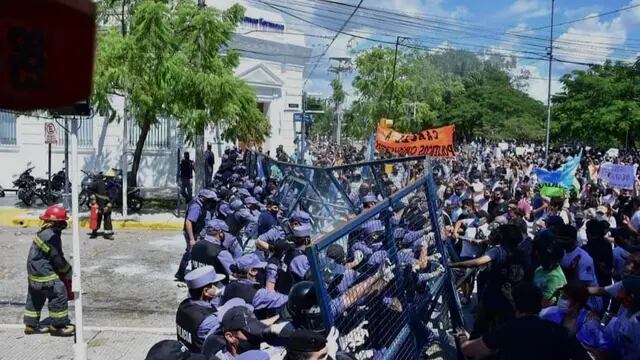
[40,204,69,222]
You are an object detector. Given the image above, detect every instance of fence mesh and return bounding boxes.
[243,151,464,359]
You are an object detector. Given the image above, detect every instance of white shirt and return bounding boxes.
[459,219,489,258]
[561,247,598,286]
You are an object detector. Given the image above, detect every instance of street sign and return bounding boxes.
[45,122,57,144]
[293,112,313,124]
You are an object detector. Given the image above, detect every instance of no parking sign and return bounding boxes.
[44,122,57,144]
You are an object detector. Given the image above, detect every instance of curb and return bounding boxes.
[0,208,183,231]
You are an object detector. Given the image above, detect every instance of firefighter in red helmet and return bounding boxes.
[24,204,75,337]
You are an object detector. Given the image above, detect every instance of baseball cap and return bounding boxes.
[362,219,385,235]
[184,266,226,290]
[244,196,259,205]
[145,340,208,360]
[198,189,218,201]
[289,210,312,224]
[362,194,377,204]
[292,223,312,238]
[205,219,229,233]
[596,205,608,214]
[236,254,267,271]
[221,306,267,337]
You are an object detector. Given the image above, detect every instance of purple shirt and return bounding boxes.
[236,279,288,310]
[290,253,310,279]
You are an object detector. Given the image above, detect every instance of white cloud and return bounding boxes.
[517,64,563,102]
[507,0,550,19]
[552,0,640,66]
[562,5,602,19]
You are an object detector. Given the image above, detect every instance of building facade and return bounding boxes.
[0,1,309,190]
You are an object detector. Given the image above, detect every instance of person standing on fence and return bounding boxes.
[205,143,215,188]
[180,151,195,202]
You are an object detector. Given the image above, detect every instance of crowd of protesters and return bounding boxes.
[144,138,640,360]
[440,141,640,359]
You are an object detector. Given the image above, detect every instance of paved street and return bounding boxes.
[0,226,187,359]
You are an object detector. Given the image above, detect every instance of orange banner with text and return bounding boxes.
[375,124,456,158]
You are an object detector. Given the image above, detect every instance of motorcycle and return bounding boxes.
[13,166,37,206]
[105,168,144,212]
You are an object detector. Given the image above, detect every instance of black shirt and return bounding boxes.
[483,315,588,360]
[180,159,194,179]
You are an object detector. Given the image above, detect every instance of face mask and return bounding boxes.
[557,298,570,312]
[237,335,261,353]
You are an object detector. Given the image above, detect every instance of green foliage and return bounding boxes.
[441,67,545,141]
[552,60,640,148]
[168,0,268,144]
[304,93,332,137]
[342,47,545,141]
[93,0,268,187]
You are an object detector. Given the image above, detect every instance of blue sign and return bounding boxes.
[243,16,285,31]
[293,113,313,124]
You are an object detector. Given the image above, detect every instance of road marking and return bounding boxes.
[0,323,174,334]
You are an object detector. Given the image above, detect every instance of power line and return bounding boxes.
[268,0,640,61]
[302,0,365,86]
[510,3,640,34]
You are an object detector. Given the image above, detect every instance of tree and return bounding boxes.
[552,60,640,148]
[441,67,545,141]
[305,93,332,138]
[93,0,174,187]
[169,0,268,191]
[94,0,268,189]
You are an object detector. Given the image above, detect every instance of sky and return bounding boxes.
[247,0,640,103]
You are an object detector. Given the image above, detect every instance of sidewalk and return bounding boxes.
[0,324,173,360]
[0,207,183,231]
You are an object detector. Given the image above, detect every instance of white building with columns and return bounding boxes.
[0,1,310,190]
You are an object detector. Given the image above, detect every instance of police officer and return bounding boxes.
[257,199,280,236]
[176,266,227,353]
[191,219,236,276]
[90,170,113,239]
[235,196,261,242]
[222,254,288,320]
[176,189,218,282]
[216,305,268,359]
[275,225,312,295]
[24,204,75,336]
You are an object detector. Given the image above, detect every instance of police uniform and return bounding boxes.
[231,198,260,247]
[24,227,72,331]
[222,254,288,319]
[176,190,217,280]
[275,225,311,295]
[191,220,235,276]
[176,266,229,353]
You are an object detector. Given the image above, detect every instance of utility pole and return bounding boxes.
[388,36,403,118]
[544,0,555,163]
[329,57,352,146]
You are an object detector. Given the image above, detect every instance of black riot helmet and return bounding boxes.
[287,281,326,333]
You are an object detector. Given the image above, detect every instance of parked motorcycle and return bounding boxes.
[105,168,144,212]
[13,166,37,206]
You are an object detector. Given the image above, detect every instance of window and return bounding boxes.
[128,118,173,150]
[0,110,17,145]
[56,118,93,147]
